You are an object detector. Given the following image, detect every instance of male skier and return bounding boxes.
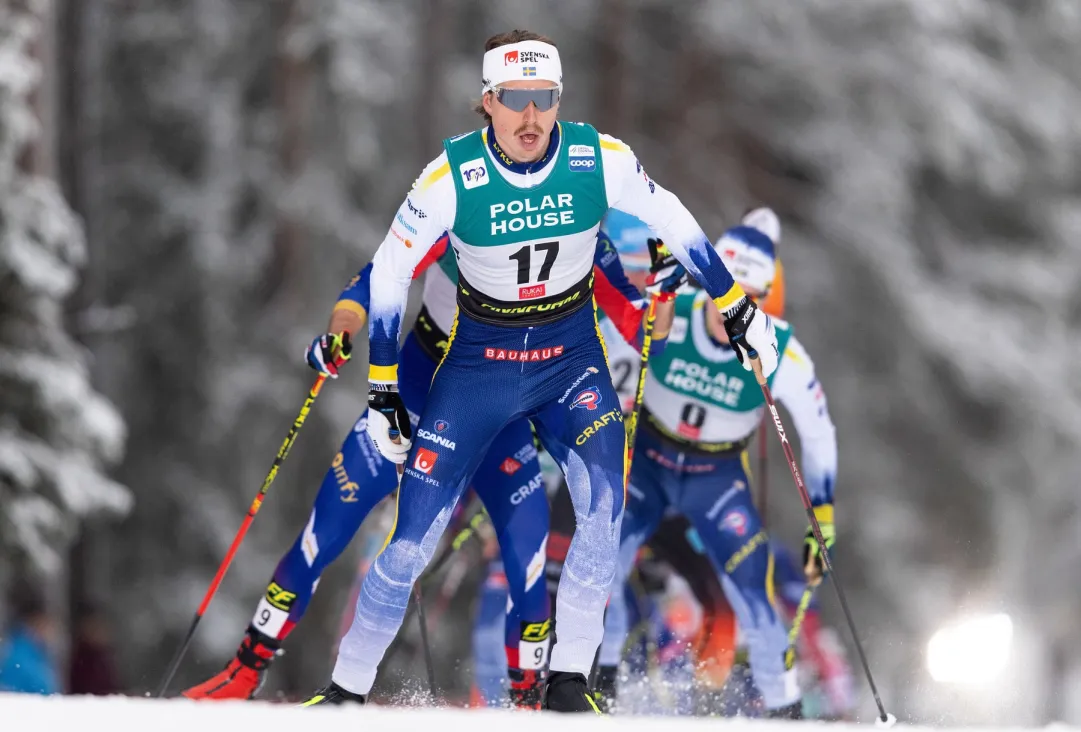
[183,234,655,705]
[596,213,838,718]
[308,30,777,712]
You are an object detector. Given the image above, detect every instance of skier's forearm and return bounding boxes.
[327,305,365,339]
[652,298,674,340]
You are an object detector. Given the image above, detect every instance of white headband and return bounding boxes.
[482,41,563,94]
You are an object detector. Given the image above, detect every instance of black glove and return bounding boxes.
[722,296,778,375]
[367,383,413,464]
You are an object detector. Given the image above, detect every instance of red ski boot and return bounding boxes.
[508,668,544,709]
[182,627,280,700]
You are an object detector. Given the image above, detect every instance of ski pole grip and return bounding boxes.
[391,435,405,477]
[750,354,767,386]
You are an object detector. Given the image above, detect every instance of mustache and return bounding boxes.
[514,124,544,137]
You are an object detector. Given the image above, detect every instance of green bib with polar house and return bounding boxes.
[442,123,611,323]
[648,292,794,414]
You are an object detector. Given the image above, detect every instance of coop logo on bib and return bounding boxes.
[568,144,596,172]
[460,157,489,189]
[414,447,439,474]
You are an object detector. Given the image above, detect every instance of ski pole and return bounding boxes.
[784,582,818,670]
[757,417,769,527]
[750,356,894,726]
[624,294,659,481]
[156,375,328,697]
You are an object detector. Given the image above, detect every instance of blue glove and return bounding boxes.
[644,238,688,299]
[305,332,352,378]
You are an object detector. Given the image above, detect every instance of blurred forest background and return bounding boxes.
[3,0,1081,724]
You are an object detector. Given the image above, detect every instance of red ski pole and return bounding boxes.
[155,375,328,697]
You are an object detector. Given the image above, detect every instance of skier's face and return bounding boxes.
[483,80,560,163]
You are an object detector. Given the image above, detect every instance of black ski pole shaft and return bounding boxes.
[750,356,892,724]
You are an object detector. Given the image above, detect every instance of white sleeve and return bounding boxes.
[771,335,838,506]
[600,133,742,308]
[367,152,457,380]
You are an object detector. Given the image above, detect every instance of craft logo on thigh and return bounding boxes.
[570,388,601,411]
[414,446,439,474]
[574,408,623,446]
[483,345,564,361]
[510,473,544,505]
[724,529,768,574]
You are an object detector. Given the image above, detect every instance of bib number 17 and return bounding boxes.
[508,241,559,285]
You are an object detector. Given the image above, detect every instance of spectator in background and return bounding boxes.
[0,584,59,694]
[68,602,121,695]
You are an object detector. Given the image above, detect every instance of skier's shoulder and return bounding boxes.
[777,326,819,375]
[410,149,453,195]
[771,315,794,337]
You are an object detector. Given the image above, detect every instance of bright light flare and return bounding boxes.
[926,613,1013,684]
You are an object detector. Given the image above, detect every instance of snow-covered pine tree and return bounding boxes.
[0,0,130,586]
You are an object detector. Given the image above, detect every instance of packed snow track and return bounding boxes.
[6,691,913,731]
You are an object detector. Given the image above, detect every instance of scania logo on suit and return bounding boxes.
[418,429,456,450]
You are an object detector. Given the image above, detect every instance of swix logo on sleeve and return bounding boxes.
[570,388,602,411]
[414,446,439,474]
[484,345,564,361]
[460,158,489,189]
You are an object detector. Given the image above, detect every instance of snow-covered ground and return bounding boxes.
[3,692,904,732]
